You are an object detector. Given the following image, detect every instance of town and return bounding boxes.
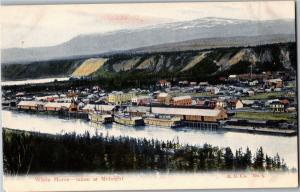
[2,71,297,136]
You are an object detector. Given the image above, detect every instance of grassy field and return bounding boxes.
[241,92,285,100]
[233,111,296,122]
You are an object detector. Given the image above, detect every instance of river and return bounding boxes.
[1,77,69,86]
[2,110,298,169]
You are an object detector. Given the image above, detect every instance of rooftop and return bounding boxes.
[172,96,192,101]
[152,107,222,117]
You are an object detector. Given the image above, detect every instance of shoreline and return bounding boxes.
[3,108,297,137]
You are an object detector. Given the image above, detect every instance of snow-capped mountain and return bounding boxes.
[1,17,295,64]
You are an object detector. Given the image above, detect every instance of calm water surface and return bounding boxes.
[2,110,298,168]
[1,77,69,86]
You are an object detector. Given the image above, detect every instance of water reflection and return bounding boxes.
[2,110,298,168]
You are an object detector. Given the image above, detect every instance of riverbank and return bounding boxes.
[2,127,289,174]
[2,110,298,168]
[4,108,297,137]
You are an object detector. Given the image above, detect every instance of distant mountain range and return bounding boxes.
[1,17,295,64]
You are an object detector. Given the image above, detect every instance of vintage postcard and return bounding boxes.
[0,1,298,191]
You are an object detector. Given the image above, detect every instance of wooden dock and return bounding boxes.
[182,121,219,130]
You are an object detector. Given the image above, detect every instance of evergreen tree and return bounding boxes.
[243,147,252,170]
[265,155,272,170]
[224,147,234,170]
[253,147,264,170]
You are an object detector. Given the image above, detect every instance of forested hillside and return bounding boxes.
[2,43,296,82]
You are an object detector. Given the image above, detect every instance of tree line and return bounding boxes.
[3,128,288,175]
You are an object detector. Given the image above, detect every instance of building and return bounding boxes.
[151,107,227,122]
[241,100,255,107]
[227,99,244,109]
[215,99,227,108]
[179,81,189,86]
[190,82,197,86]
[126,106,150,116]
[82,104,116,113]
[269,101,285,112]
[131,95,151,105]
[267,78,283,88]
[108,92,135,105]
[249,80,259,86]
[228,74,238,80]
[17,101,45,111]
[247,90,255,96]
[157,80,171,87]
[46,95,60,102]
[156,92,171,105]
[44,102,77,112]
[199,82,209,86]
[205,86,220,95]
[196,99,216,109]
[170,96,192,106]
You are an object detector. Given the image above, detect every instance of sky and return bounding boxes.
[0,1,295,49]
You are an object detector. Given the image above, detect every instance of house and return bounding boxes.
[228,74,238,80]
[190,82,197,86]
[108,92,135,105]
[267,78,283,88]
[197,100,206,107]
[157,80,171,87]
[227,99,243,109]
[196,99,216,109]
[265,88,272,92]
[215,99,227,108]
[286,107,296,113]
[156,92,171,105]
[46,95,60,102]
[249,80,258,86]
[17,101,45,111]
[178,81,189,86]
[205,86,220,95]
[265,99,279,107]
[199,82,209,86]
[247,90,255,96]
[131,95,151,105]
[241,100,255,107]
[286,91,295,98]
[16,92,25,97]
[274,88,282,92]
[44,102,77,112]
[151,107,227,122]
[269,101,285,112]
[170,96,192,106]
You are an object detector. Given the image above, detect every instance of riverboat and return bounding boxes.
[114,114,144,126]
[88,112,113,124]
[144,117,182,128]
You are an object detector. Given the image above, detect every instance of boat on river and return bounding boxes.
[144,116,183,128]
[114,114,144,126]
[88,112,114,124]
